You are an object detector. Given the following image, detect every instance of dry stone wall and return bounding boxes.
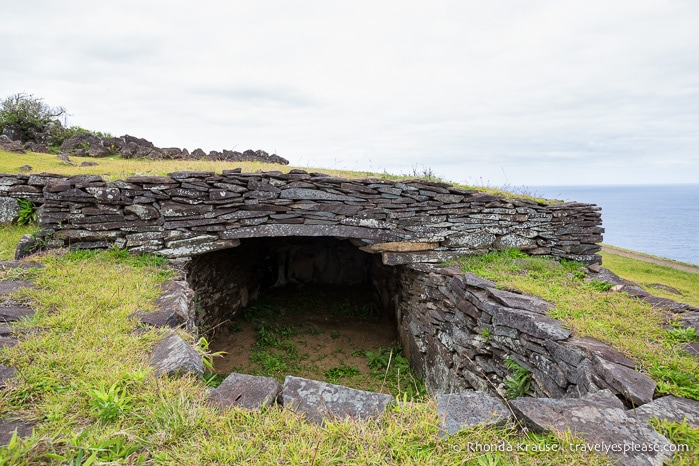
[0,170,603,265]
[387,263,657,407]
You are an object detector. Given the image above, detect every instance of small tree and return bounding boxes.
[0,93,67,142]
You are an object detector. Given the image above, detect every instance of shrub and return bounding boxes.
[0,92,66,142]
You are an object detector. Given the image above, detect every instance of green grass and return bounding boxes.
[600,248,699,308]
[0,224,38,260]
[455,250,699,400]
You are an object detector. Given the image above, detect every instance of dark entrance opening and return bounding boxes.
[185,237,424,396]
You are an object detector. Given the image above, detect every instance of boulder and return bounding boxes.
[209,372,281,410]
[282,376,394,424]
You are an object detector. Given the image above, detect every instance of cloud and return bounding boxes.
[0,1,698,186]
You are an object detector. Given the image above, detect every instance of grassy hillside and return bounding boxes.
[600,247,699,308]
[0,151,697,464]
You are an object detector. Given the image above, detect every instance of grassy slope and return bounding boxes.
[0,150,696,463]
[600,248,699,308]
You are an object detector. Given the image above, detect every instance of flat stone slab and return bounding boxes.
[0,280,33,296]
[0,419,35,446]
[0,365,16,387]
[0,337,16,349]
[209,372,281,410]
[149,332,203,377]
[511,390,673,466]
[630,395,699,427]
[0,302,35,322]
[130,280,195,330]
[282,376,394,424]
[487,288,552,315]
[129,309,180,328]
[0,261,44,270]
[592,358,656,407]
[436,391,511,435]
[566,337,636,368]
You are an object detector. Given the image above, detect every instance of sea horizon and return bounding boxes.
[531,183,699,266]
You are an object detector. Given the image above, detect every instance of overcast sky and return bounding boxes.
[1,1,698,187]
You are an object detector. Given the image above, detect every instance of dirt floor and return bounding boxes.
[208,284,416,394]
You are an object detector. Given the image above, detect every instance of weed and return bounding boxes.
[15,199,37,226]
[250,351,289,374]
[87,382,133,423]
[586,280,613,292]
[203,373,227,388]
[666,324,699,345]
[504,358,532,399]
[330,329,340,339]
[195,337,227,372]
[365,346,427,400]
[324,364,361,384]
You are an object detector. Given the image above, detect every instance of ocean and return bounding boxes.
[531,184,699,266]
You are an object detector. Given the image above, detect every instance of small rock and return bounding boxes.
[0,302,35,322]
[0,197,20,225]
[0,261,44,270]
[129,309,181,328]
[148,332,203,377]
[18,165,32,172]
[0,337,16,349]
[588,263,601,273]
[592,357,656,407]
[80,161,98,167]
[684,343,699,357]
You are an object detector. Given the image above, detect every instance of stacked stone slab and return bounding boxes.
[387,264,657,406]
[0,170,603,265]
